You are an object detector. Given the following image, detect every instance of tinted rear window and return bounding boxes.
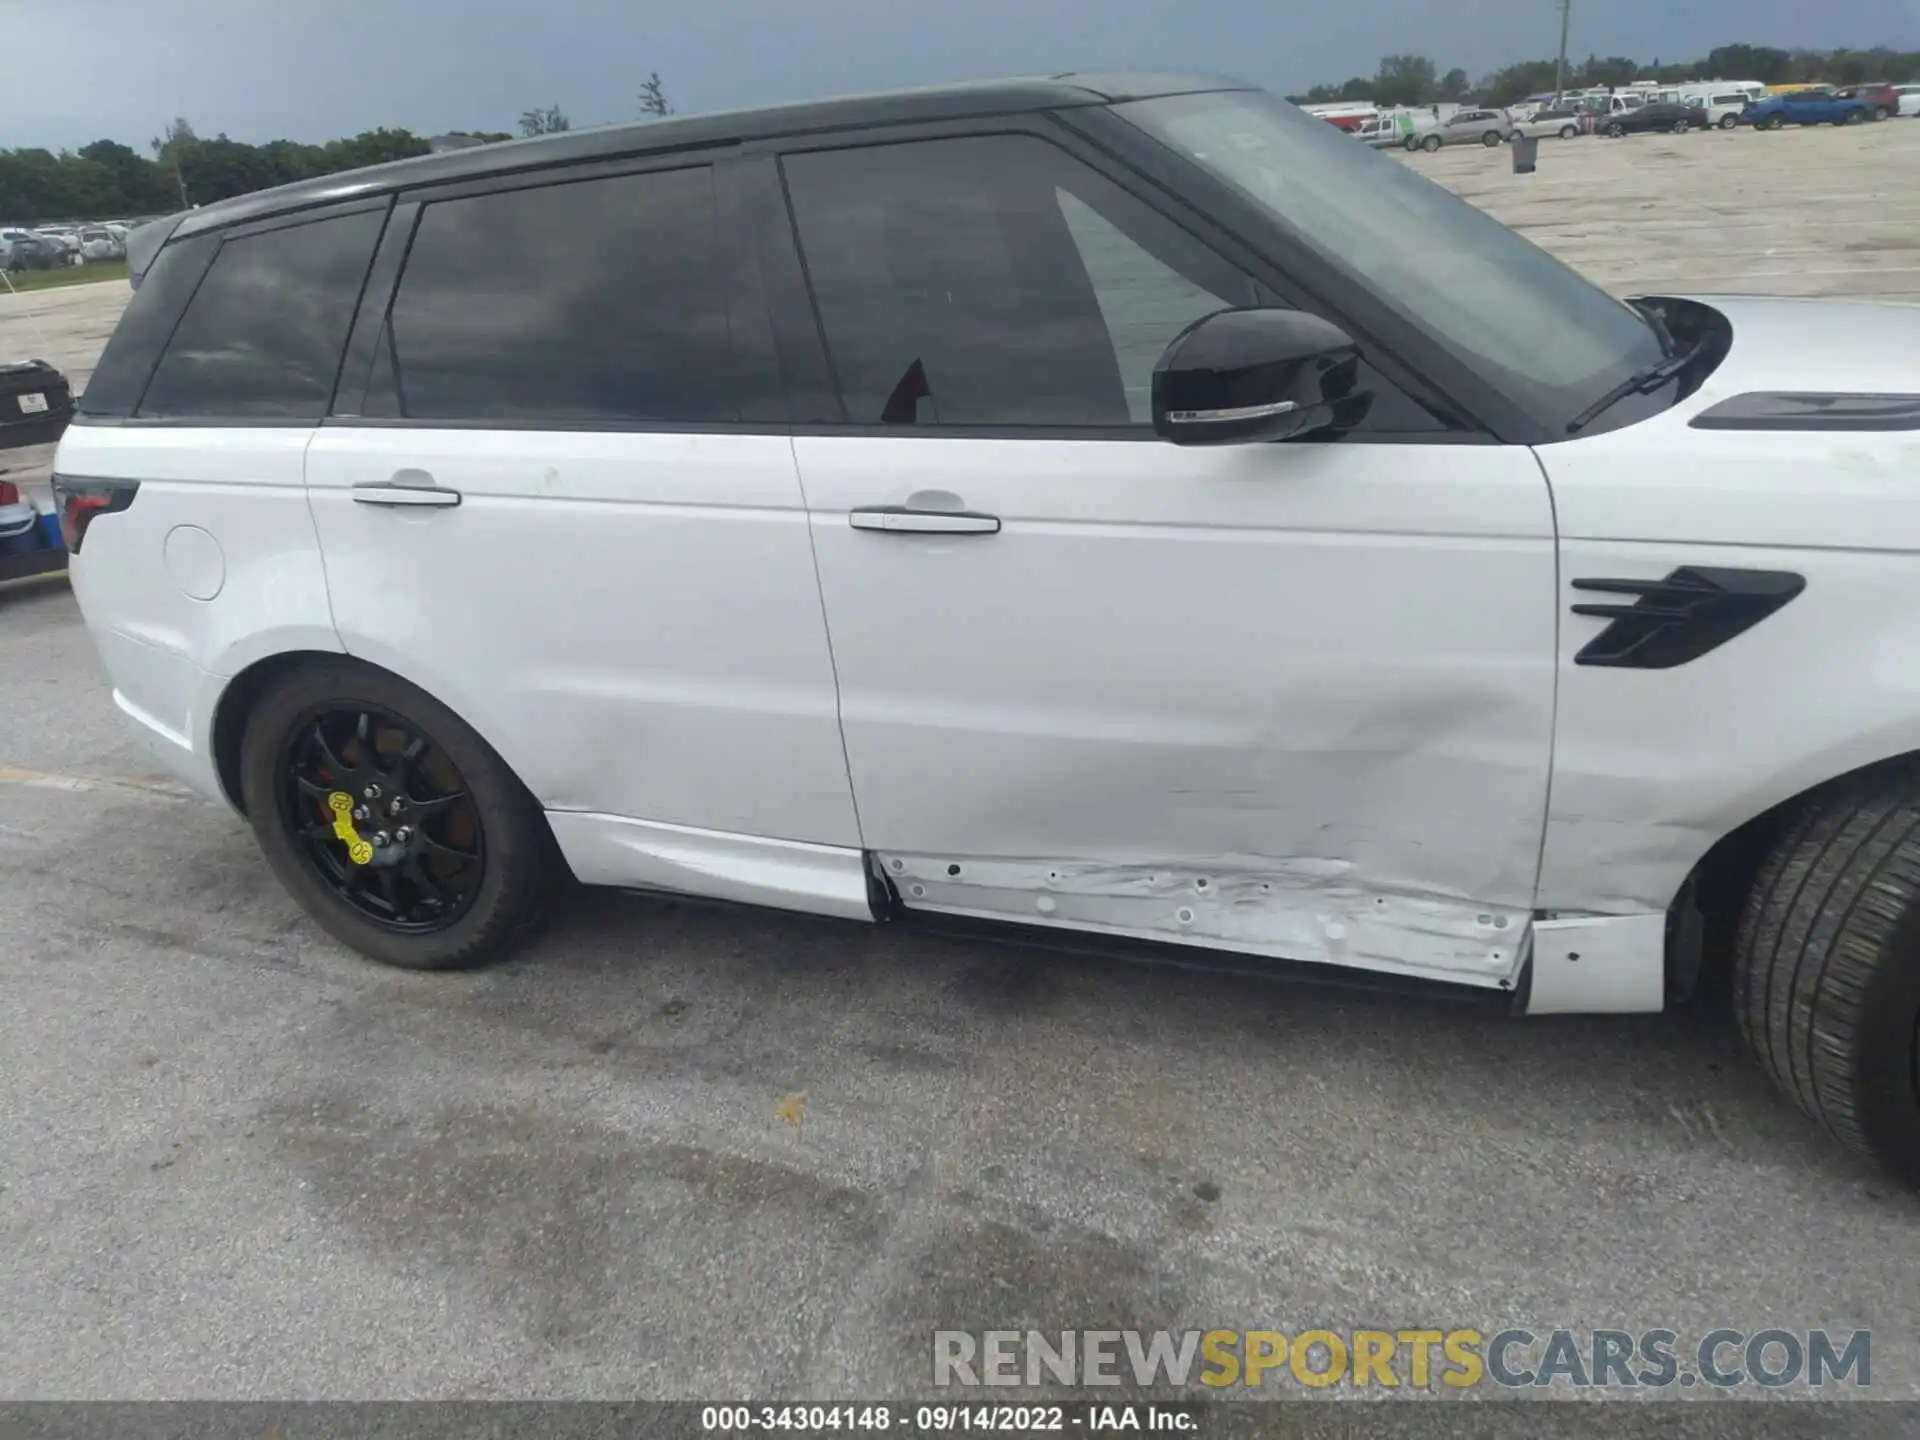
[137,208,384,421]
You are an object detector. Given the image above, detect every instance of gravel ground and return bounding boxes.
[3,121,1919,1407]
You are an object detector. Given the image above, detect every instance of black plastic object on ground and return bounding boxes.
[0,359,75,449]
[1512,135,1540,174]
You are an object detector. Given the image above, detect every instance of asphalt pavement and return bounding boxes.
[3,579,1919,1401]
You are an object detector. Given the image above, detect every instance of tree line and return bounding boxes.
[1288,43,1920,109]
[0,75,674,224]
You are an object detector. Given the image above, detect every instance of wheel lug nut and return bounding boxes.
[364,784,382,800]
[395,827,412,844]
[353,806,370,822]
[372,831,390,848]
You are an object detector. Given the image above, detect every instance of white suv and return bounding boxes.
[56,73,1920,1185]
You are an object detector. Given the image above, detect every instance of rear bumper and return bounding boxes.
[92,626,230,807]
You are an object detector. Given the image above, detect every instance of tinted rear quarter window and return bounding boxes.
[368,165,735,424]
[78,231,217,417]
[137,207,385,420]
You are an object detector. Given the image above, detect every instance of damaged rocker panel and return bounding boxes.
[875,854,1530,989]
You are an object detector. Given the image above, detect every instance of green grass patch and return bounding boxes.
[1,260,129,293]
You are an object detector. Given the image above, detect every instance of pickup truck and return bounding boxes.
[1742,90,1875,128]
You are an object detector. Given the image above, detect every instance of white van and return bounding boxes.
[1656,82,1766,128]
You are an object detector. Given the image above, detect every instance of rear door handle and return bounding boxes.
[352,479,462,509]
[848,506,1000,535]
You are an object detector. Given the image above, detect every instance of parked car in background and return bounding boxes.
[1894,83,1920,116]
[1651,81,1768,125]
[1692,89,1759,128]
[34,230,83,264]
[78,226,122,262]
[1351,115,1403,149]
[1833,83,1901,121]
[2,231,66,271]
[1434,107,1514,147]
[1743,90,1874,127]
[1600,102,1710,136]
[1508,107,1583,140]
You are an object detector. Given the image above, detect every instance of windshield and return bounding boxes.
[1115,89,1663,428]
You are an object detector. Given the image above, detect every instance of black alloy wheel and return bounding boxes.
[279,705,484,934]
[238,659,556,969]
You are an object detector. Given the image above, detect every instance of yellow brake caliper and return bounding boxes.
[327,791,375,865]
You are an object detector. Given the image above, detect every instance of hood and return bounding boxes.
[1536,294,1920,552]
[1667,295,1920,411]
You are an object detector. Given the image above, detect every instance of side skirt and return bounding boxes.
[544,812,876,922]
[874,852,1530,993]
[536,820,1667,1016]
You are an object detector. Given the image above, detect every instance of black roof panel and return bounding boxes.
[173,71,1251,239]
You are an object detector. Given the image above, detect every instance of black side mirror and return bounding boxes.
[1151,308,1372,445]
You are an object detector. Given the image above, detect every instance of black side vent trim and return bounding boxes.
[1690,392,1920,432]
[1571,567,1805,669]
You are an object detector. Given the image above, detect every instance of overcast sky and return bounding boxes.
[5,0,1915,150]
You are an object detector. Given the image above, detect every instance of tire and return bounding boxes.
[1718,113,1738,129]
[1606,121,1627,138]
[1420,134,1441,153]
[1844,109,1865,126]
[238,658,556,970]
[1671,120,1691,134]
[1481,131,1502,147]
[1873,106,1890,121]
[1560,125,1578,139]
[1766,115,1786,130]
[1733,772,1920,1187]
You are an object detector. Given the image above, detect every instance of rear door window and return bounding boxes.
[366,165,735,424]
[137,208,384,420]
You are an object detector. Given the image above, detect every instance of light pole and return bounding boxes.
[1553,0,1572,104]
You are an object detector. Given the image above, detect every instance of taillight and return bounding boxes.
[0,481,18,507]
[49,474,138,553]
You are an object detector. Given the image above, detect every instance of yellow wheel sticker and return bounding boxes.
[327,790,375,865]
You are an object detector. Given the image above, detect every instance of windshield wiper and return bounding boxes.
[1565,337,1704,435]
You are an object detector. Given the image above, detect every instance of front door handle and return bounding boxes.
[352,478,462,509]
[848,506,1000,535]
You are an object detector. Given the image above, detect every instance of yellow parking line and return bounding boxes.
[0,766,194,799]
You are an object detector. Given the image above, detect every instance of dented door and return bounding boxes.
[777,130,1559,988]
[796,434,1557,986]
